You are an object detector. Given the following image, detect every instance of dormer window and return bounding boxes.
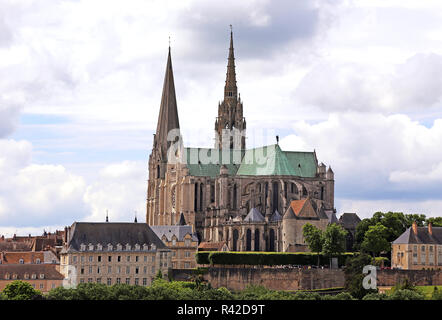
[12,274,17,280]
[126,244,131,251]
[19,259,24,264]
[31,274,37,279]
[116,244,122,251]
[172,239,176,246]
[134,244,140,251]
[151,244,156,251]
[5,273,10,280]
[39,274,44,279]
[97,243,103,251]
[142,244,149,251]
[107,244,113,251]
[88,243,94,251]
[24,273,29,280]
[80,244,86,251]
[36,258,41,264]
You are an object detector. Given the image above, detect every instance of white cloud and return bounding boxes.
[280,113,442,202]
[0,139,147,232]
[83,160,147,223]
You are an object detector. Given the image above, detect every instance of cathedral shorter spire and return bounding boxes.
[154,46,180,161]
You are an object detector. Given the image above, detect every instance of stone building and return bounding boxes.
[146,30,335,252]
[151,214,199,269]
[59,222,171,287]
[337,212,361,251]
[392,222,442,270]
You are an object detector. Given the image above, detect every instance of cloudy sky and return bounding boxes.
[1,0,442,236]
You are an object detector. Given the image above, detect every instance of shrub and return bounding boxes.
[195,252,211,265]
[292,291,322,300]
[431,287,442,300]
[387,289,425,300]
[362,292,388,300]
[321,292,355,300]
[2,280,43,300]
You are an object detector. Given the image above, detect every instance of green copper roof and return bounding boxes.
[182,145,317,178]
[284,151,317,178]
[183,148,243,177]
[236,144,298,176]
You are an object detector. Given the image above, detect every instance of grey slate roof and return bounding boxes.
[244,208,265,222]
[338,213,361,230]
[325,210,338,224]
[150,225,198,242]
[270,210,282,222]
[66,222,166,251]
[392,226,442,245]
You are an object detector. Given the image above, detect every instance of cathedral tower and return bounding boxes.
[215,28,246,150]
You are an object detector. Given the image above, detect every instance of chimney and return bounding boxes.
[428,223,433,236]
[412,221,418,235]
[63,227,68,244]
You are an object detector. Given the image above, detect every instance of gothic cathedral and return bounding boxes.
[146,30,336,252]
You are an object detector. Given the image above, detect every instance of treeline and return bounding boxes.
[1,279,441,300]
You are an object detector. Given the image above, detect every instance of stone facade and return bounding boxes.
[202,267,345,291]
[146,30,335,252]
[151,219,199,269]
[391,222,442,270]
[59,222,171,287]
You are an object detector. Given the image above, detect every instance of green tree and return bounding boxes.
[155,270,163,279]
[431,287,442,300]
[404,214,426,228]
[322,223,347,258]
[361,223,391,256]
[2,280,43,300]
[302,223,324,265]
[426,217,442,227]
[344,253,377,299]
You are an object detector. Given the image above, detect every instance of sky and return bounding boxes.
[1,0,442,236]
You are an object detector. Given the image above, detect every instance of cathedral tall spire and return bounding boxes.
[224,26,238,101]
[215,26,246,150]
[154,46,180,160]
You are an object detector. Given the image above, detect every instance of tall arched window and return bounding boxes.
[233,230,239,251]
[269,229,275,252]
[199,183,204,211]
[254,229,260,252]
[246,229,252,251]
[232,184,237,210]
[272,182,279,213]
[194,183,198,212]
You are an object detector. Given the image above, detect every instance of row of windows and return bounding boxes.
[80,265,158,275]
[70,255,157,264]
[79,277,153,286]
[171,251,193,258]
[170,239,193,247]
[30,283,58,290]
[79,243,156,252]
[4,273,45,280]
